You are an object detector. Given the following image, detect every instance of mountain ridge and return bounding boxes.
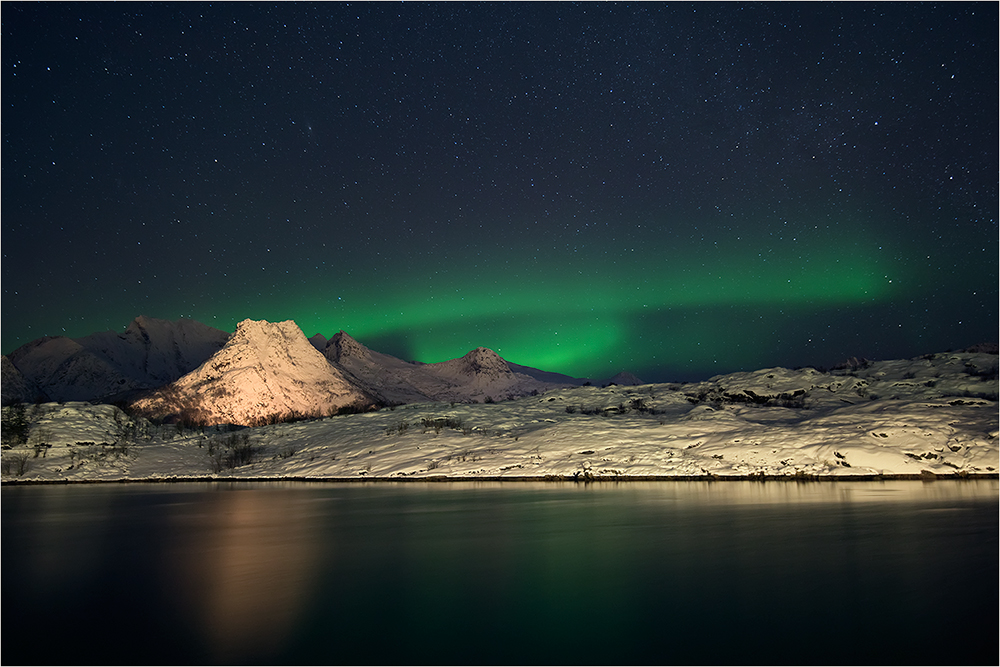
[2,316,603,423]
[5,316,229,403]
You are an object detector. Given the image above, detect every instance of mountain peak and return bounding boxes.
[451,347,511,379]
[308,333,328,352]
[606,371,644,386]
[327,330,371,363]
[132,319,372,426]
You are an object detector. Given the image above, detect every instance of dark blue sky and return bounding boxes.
[3,2,996,381]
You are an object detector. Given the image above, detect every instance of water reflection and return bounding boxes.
[2,480,996,665]
[162,487,324,662]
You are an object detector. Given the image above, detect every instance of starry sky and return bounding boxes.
[3,3,997,382]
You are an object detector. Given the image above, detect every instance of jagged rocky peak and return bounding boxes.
[327,330,372,363]
[232,318,300,346]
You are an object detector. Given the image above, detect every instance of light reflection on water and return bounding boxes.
[162,488,324,662]
[3,480,997,665]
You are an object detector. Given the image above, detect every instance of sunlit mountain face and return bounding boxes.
[3,3,995,381]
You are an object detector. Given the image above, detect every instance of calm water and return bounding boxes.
[3,480,997,665]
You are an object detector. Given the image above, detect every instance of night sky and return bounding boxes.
[3,3,997,382]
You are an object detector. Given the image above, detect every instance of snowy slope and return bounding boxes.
[4,350,996,482]
[130,319,374,426]
[5,316,229,402]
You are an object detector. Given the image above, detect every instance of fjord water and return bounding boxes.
[3,481,997,665]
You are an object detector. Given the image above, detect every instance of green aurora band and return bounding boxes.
[2,215,925,382]
[269,222,908,380]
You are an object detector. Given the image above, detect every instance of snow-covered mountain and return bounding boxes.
[3,317,592,409]
[323,331,574,404]
[130,319,375,426]
[6,335,139,402]
[5,316,229,402]
[79,315,231,387]
[1,355,48,405]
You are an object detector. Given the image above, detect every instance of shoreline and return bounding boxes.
[4,471,998,486]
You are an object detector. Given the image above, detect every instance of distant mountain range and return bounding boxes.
[2,316,642,424]
[3,316,230,404]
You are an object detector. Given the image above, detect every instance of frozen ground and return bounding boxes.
[2,351,996,482]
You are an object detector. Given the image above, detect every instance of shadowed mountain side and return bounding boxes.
[7,335,139,402]
[1,355,48,405]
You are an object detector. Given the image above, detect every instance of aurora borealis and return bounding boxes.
[2,3,996,381]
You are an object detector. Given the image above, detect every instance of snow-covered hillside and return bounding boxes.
[130,319,374,426]
[3,350,996,482]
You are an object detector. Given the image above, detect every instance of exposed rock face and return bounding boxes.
[131,319,374,426]
[6,316,229,402]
